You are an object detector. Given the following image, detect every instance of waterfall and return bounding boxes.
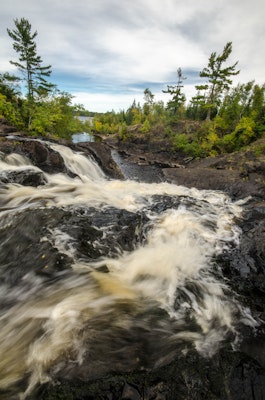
[0,141,256,399]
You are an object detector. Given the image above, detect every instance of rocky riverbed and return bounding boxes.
[103,132,265,201]
[0,119,264,400]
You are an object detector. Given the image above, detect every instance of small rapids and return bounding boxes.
[0,141,256,399]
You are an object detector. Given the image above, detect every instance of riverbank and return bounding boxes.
[102,131,265,201]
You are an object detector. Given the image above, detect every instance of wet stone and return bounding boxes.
[0,169,47,186]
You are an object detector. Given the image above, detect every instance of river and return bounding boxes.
[0,140,257,399]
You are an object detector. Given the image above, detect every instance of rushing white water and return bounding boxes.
[0,141,256,399]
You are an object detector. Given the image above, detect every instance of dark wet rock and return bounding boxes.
[0,169,47,186]
[59,206,149,260]
[0,118,21,136]
[0,206,148,287]
[0,136,124,180]
[34,348,265,400]
[162,166,265,200]
[121,382,141,400]
[0,208,72,287]
[103,135,265,201]
[72,141,124,179]
[0,137,67,174]
[111,149,164,183]
[21,140,66,174]
[216,201,265,322]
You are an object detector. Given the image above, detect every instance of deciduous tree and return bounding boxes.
[0,72,21,101]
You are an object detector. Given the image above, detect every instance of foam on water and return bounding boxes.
[0,142,256,398]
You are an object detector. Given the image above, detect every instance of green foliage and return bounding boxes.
[118,122,128,140]
[253,141,265,156]
[219,117,256,152]
[141,119,151,133]
[186,90,207,120]
[93,111,121,135]
[85,74,264,158]
[0,93,23,127]
[194,121,217,155]
[234,116,256,144]
[164,127,173,138]
[172,133,205,158]
[218,81,254,130]
[15,91,86,138]
[0,72,21,101]
[0,18,95,138]
[172,133,189,150]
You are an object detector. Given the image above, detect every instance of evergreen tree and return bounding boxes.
[251,83,265,123]
[7,18,55,102]
[187,89,207,120]
[143,88,154,116]
[162,67,186,116]
[143,88,154,105]
[198,42,240,120]
[218,81,256,130]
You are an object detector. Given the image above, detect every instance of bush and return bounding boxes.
[141,119,151,133]
[173,133,205,158]
[0,94,23,127]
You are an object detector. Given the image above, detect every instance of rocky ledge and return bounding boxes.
[103,133,265,201]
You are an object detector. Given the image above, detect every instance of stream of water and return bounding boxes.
[0,141,256,399]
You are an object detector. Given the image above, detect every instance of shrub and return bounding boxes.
[141,119,151,133]
[0,94,22,127]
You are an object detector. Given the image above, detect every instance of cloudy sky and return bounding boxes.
[0,0,264,112]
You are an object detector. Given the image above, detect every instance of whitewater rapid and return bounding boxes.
[0,141,256,399]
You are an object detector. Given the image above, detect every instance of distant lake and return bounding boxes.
[72,116,95,143]
[72,132,95,143]
[78,116,94,123]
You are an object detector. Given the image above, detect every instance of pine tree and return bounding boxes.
[143,88,154,116]
[198,42,240,121]
[7,18,54,102]
[162,67,186,116]
[143,88,154,105]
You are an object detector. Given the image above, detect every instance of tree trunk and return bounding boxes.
[206,108,211,121]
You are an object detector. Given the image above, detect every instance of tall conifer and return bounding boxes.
[7,18,54,101]
[198,42,240,120]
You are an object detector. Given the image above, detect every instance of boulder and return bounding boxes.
[0,169,47,187]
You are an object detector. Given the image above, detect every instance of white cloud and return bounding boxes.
[1,0,264,111]
[72,91,143,113]
[72,83,198,113]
